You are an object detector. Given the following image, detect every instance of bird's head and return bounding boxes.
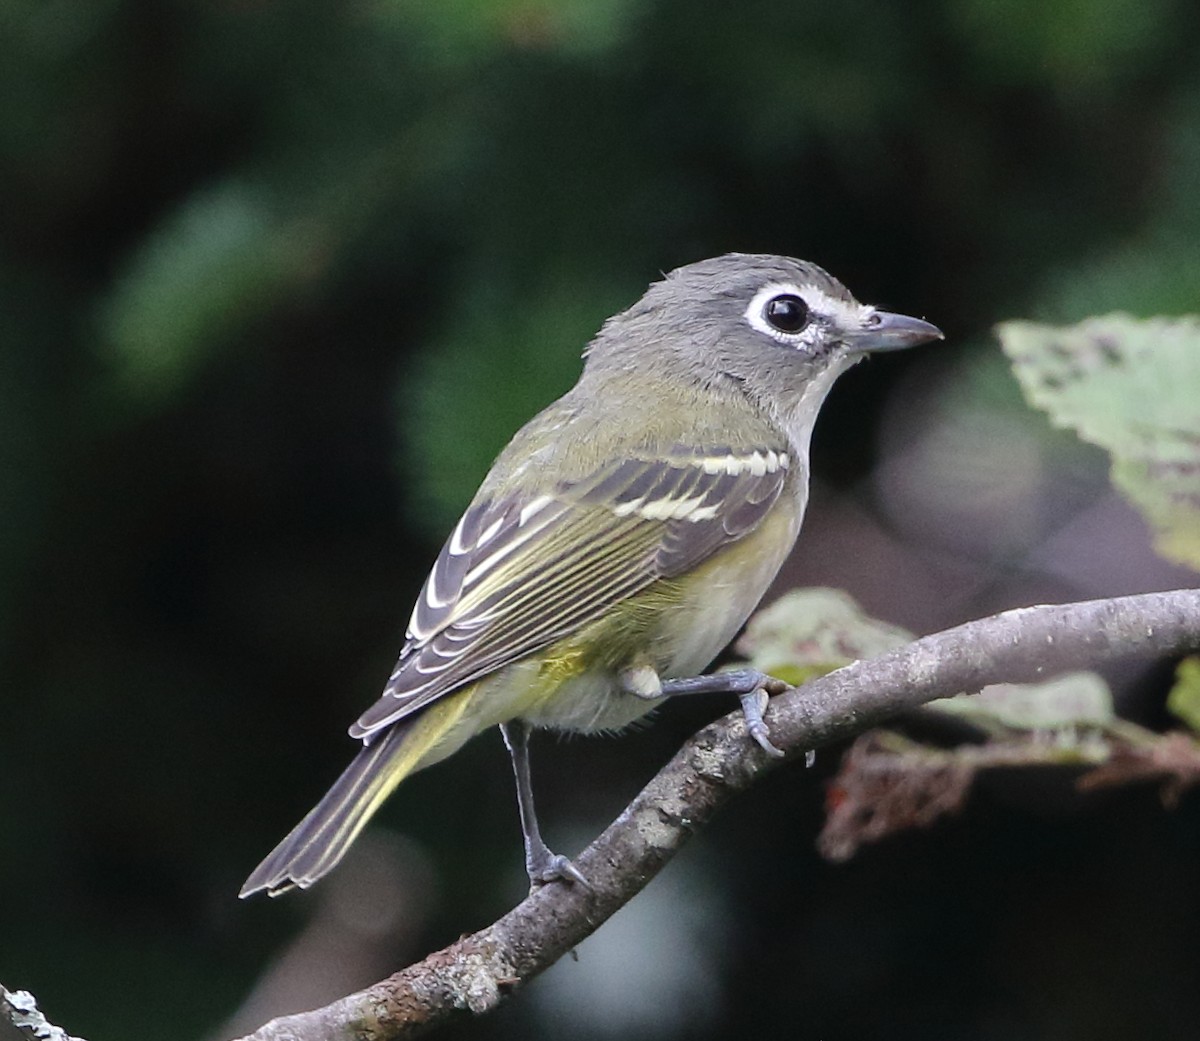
[584,253,943,448]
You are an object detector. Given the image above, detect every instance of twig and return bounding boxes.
[1,986,86,1041]
[232,588,1200,1041]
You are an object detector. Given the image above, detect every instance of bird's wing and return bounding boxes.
[350,446,793,738]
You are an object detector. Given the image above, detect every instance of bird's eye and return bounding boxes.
[764,294,810,334]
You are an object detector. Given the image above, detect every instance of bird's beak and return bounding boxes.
[844,310,944,354]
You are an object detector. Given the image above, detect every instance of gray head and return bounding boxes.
[583,253,942,448]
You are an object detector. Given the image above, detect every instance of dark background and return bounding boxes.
[2,1,1199,1039]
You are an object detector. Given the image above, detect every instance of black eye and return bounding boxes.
[764,294,810,333]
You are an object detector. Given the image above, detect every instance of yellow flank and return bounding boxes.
[533,644,592,692]
[538,582,684,682]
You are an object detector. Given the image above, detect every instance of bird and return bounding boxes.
[240,253,942,897]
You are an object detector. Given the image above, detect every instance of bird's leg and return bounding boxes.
[623,666,789,759]
[499,721,590,889]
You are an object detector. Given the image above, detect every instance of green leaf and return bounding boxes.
[931,671,1115,730]
[945,0,1172,93]
[997,314,1200,571]
[1166,656,1200,735]
[733,588,913,684]
[97,181,323,407]
[372,0,638,63]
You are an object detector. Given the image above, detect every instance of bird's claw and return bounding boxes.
[738,687,785,758]
[530,852,592,891]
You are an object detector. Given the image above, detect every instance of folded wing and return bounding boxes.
[350,446,792,739]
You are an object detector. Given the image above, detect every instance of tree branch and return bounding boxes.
[1,985,86,1041]
[235,589,1200,1041]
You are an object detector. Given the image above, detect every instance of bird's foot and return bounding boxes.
[657,667,790,758]
[738,686,786,759]
[527,849,592,890]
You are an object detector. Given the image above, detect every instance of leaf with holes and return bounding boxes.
[997,314,1200,571]
[732,588,913,686]
[931,671,1115,731]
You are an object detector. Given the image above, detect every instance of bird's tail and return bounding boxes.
[239,691,473,898]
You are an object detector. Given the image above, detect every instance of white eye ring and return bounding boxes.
[745,282,811,343]
[744,280,876,344]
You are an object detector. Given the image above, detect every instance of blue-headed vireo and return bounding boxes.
[240,253,942,897]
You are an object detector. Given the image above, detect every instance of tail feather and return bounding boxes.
[239,721,417,897]
[242,684,479,897]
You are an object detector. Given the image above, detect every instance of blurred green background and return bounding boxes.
[3,1,1200,1039]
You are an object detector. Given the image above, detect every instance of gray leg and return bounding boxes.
[499,721,590,888]
[658,668,788,759]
